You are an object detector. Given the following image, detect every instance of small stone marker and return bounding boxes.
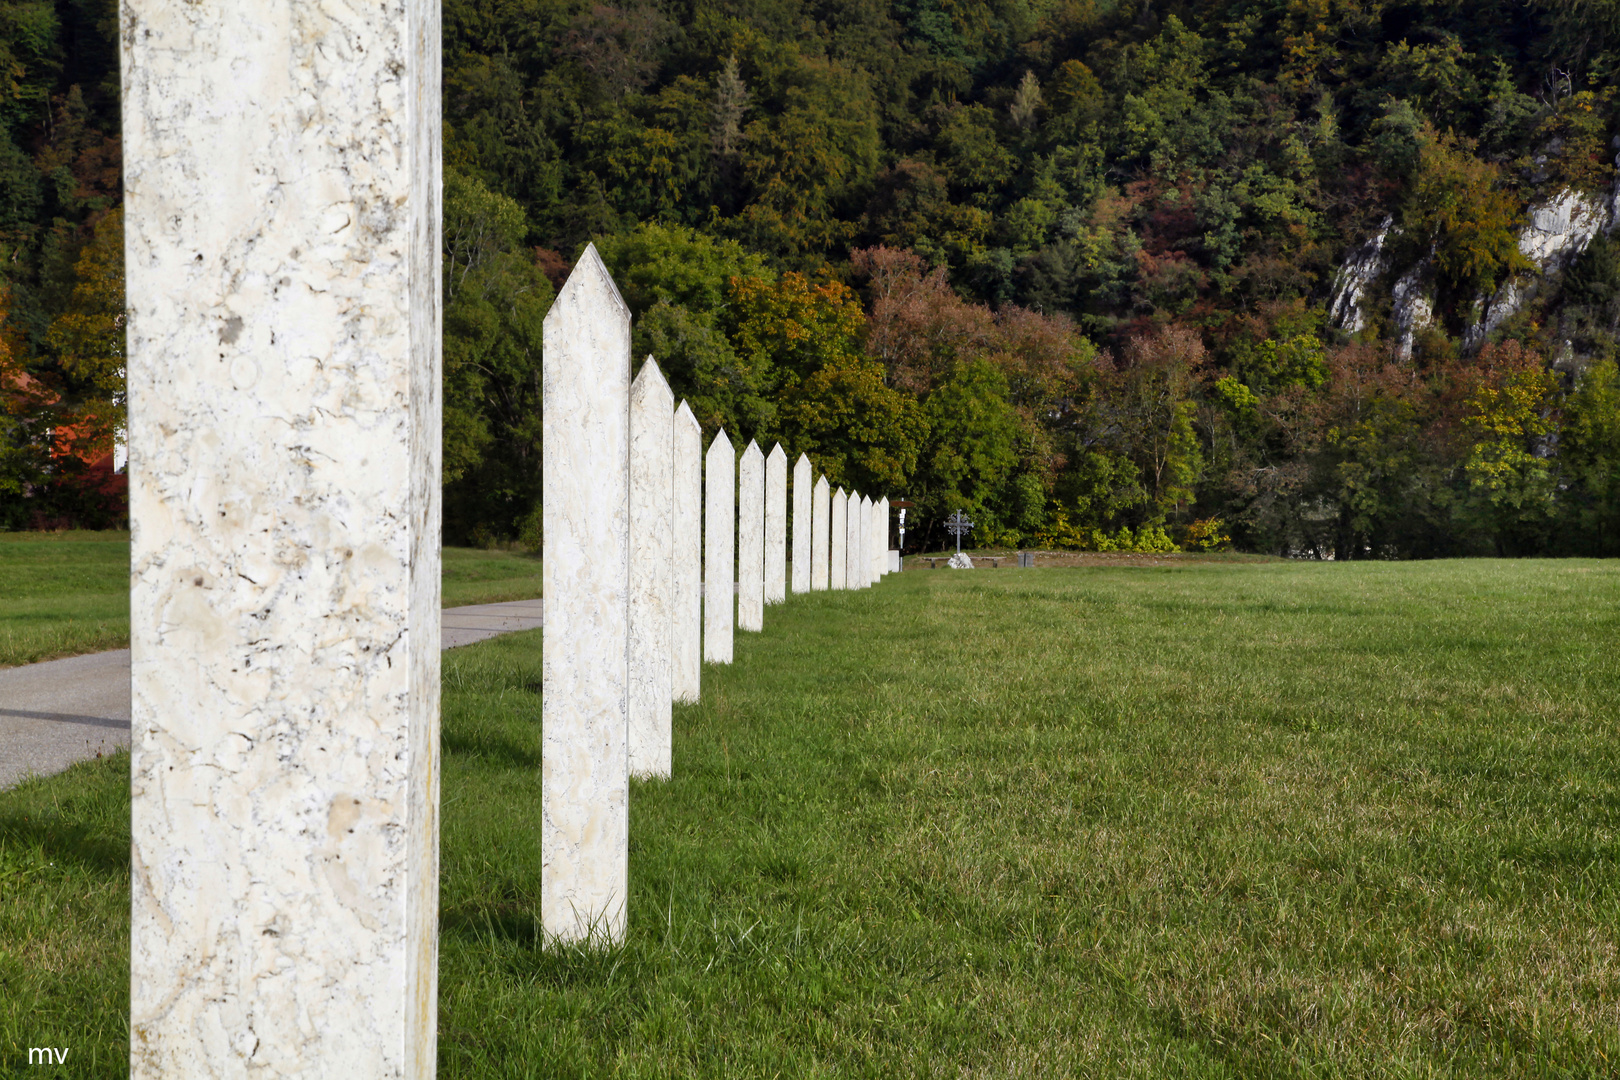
[671,402,702,702]
[543,246,631,946]
[812,475,831,591]
[124,1,443,1069]
[705,430,735,662]
[830,488,848,589]
[765,444,787,605]
[791,454,812,594]
[629,358,673,779]
[737,441,765,632]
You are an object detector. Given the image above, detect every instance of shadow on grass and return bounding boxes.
[0,800,128,879]
[442,899,647,993]
[441,730,543,770]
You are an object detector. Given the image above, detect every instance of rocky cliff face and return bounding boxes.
[1327,217,1392,335]
[1329,172,1620,358]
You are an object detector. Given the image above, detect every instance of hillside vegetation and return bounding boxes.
[4,0,1620,556]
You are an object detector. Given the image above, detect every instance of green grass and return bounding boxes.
[0,532,131,668]
[0,534,541,667]
[440,546,544,607]
[4,560,1620,1075]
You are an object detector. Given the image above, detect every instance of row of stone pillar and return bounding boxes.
[632,360,894,783]
[544,251,896,949]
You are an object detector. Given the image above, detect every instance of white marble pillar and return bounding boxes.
[542,247,630,946]
[704,430,734,663]
[629,358,673,780]
[846,493,859,589]
[124,1,443,1073]
[765,443,787,605]
[877,497,891,577]
[791,454,812,594]
[867,496,879,582]
[811,475,830,591]
[737,441,764,632]
[858,496,873,588]
[671,401,702,703]
[830,488,848,590]
[860,496,874,588]
[850,495,862,588]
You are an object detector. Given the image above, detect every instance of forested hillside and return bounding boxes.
[3,0,1620,556]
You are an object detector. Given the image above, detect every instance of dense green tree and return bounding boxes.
[1558,359,1620,553]
[440,168,552,544]
[9,0,1620,555]
[912,357,1026,543]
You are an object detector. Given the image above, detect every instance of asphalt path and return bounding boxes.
[0,597,543,791]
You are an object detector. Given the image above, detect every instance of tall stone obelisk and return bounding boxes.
[830,488,848,590]
[704,431,735,662]
[737,441,764,632]
[857,496,873,588]
[844,492,860,588]
[671,402,702,702]
[876,496,891,577]
[124,1,443,1073]
[765,444,787,605]
[812,476,830,590]
[629,358,673,779]
[541,247,630,946]
[791,454,812,594]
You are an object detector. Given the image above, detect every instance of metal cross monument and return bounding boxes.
[944,509,974,553]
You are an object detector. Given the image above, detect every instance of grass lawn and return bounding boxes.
[0,534,542,667]
[4,559,1620,1075]
[0,531,130,669]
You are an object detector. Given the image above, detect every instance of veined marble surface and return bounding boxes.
[671,402,702,703]
[703,431,734,663]
[812,477,830,591]
[122,0,441,1073]
[830,489,848,590]
[629,359,673,779]
[765,444,787,605]
[791,455,812,594]
[737,442,764,632]
[542,246,629,945]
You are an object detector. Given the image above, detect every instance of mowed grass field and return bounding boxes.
[0,533,543,667]
[3,559,1619,1076]
[0,531,130,668]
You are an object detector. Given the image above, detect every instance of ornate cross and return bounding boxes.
[944,509,974,553]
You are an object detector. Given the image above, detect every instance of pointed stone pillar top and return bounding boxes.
[633,353,670,394]
[557,242,630,322]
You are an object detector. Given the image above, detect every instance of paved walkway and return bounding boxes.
[0,598,543,791]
